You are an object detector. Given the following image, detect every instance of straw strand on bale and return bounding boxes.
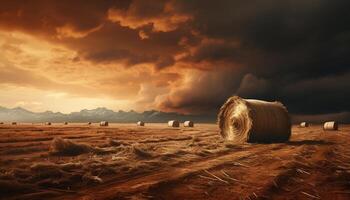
[218,96,291,143]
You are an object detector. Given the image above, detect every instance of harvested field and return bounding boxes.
[0,123,350,200]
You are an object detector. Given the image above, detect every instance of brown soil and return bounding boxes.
[0,123,349,200]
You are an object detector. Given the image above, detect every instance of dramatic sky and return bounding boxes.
[0,0,349,121]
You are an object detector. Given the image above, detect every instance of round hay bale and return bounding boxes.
[218,96,291,143]
[137,121,145,126]
[100,121,109,126]
[323,121,338,131]
[300,122,309,128]
[0,122,3,124]
[168,120,179,127]
[45,122,51,125]
[184,121,194,127]
[88,122,92,125]
[12,122,17,125]
[64,122,68,125]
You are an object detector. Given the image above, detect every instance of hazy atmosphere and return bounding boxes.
[1,1,350,200]
[0,0,349,121]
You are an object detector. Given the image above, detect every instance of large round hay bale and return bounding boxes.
[12,122,17,125]
[45,122,51,125]
[168,120,179,127]
[100,121,109,126]
[0,122,3,124]
[300,122,309,128]
[218,96,291,143]
[88,122,92,125]
[137,121,145,126]
[323,121,338,131]
[64,122,68,125]
[184,121,194,127]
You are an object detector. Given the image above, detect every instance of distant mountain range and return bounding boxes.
[0,106,216,123]
[1,106,348,124]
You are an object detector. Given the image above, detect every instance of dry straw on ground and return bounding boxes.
[323,121,338,130]
[49,137,93,156]
[132,143,153,158]
[300,122,309,127]
[218,96,291,143]
[168,120,180,127]
[184,121,194,127]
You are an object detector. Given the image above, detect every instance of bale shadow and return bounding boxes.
[286,140,334,146]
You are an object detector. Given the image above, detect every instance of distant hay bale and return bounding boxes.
[218,96,291,143]
[45,122,51,125]
[100,121,109,126]
[300,122,309,127]
[0,122,3,124]
[88,122,92,125]
[64,122,68,125]
[137,121,145,126]
[184,121,194,127]
[12,122,17,125]
[49,137,92,156]
[323,121,338,131]
[168,120,179,127]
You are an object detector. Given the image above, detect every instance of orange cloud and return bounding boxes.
[56,23,103,39]
[108,0,191,32]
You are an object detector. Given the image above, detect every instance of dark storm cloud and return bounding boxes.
[156,68,244,114]
[283,73,350,114]
[0,0,349,121]
[181,0,350,77]
[61,21,188,67]
[173,0,350,118]
[0,0,130,34]
[184,41,242,63]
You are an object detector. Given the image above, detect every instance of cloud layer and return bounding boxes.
[0,0,349,122]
